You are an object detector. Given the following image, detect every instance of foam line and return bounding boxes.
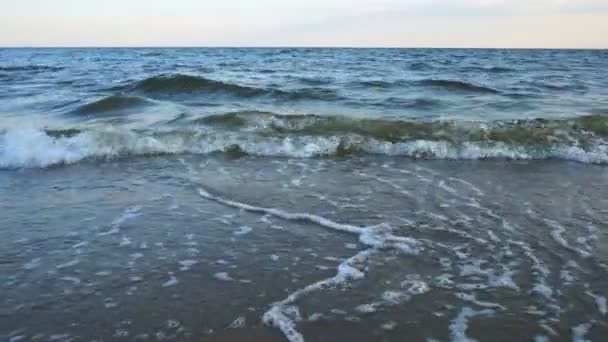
[196,187,420,342]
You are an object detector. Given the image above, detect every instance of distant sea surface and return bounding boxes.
[1,48,607,341]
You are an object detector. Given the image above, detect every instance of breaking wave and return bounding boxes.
[1,113,607,168]
[191,111,608,144]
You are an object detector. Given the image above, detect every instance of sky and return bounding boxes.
[1,0,607,48]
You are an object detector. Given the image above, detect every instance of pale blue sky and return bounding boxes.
[1,0,607,48]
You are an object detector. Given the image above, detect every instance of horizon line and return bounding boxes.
[0,45,606,50]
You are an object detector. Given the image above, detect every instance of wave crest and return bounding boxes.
[190,112,608,145]
[1,116,607,168]
[0,65,64,73]
[131,74,340,101]
[418,79,500,94]
[134,74,266,97]
[75,95,150,115]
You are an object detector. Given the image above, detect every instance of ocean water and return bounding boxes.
[1,48,607,341]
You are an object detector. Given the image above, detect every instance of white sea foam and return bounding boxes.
[381,321,397,330]
[355,303,379,313]
[61,276,81,285]
[162,273,178,287]
[234,226,253,236]
[178,259,198,271]
[586,291,607,315]
[56,259,80,269]
[47,334,75,342]
[264,305,304,342]
[449,307,494,342]
[401,278,431,295]
[459,258,518,290]
[532,282,554,300]
[214,272,234,281]
[112,205,142,227]
[197,187,421,254]
[262,249,375,342]
[23,258,41,270]
[98,205,142,236]
[2,127,608,168]
[228,316,246,329]
[572,323,592,342]
[72,241,88,249]
[119,236,132,247]
[382,291,410,305]
[455,293,506,310]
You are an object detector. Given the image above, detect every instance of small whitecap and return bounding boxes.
[586,291,607,315]
[214,272,234,281]
[130,253,144,260]
[114,329,129,337]
[104,298,118,309]
[72,241,88,249]
[355,303,378,314]
[234,226,253,236]
[56,259,80,269]
[402,279,430,295]
[330,309,347,315]
[532,283,554,300]
[382,291,410,305]
[23,258,41,270]
[166,319,181,329]
[308,313,324,321]
[381,321,397,331]
[162,274,179,287]
[61,276,81,285]
[228,316,246,329]
[178,259,198,271]
[120,236,132,247]
[572,323,592,342]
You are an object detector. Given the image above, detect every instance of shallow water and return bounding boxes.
[1,156,607,341]
[1,48,607,341]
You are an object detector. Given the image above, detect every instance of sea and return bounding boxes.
[0,48,607,341]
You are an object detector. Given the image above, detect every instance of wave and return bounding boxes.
[376,97,442,110]
[527,81,587,92]
[297,76,334,86]
[417,79,500,94]
[409,62,433,71]
[131,74,340,101]
[74,95,150,115]
[353,80,406,88]
[1,114,607,168]
[189,111,608,144]
[133,74,266,96]
[0,65,64,73]
[190,111,272,127]
[464,66,515,73]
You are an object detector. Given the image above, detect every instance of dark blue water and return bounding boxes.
[1,49,608,342]
[1,48,607,167]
